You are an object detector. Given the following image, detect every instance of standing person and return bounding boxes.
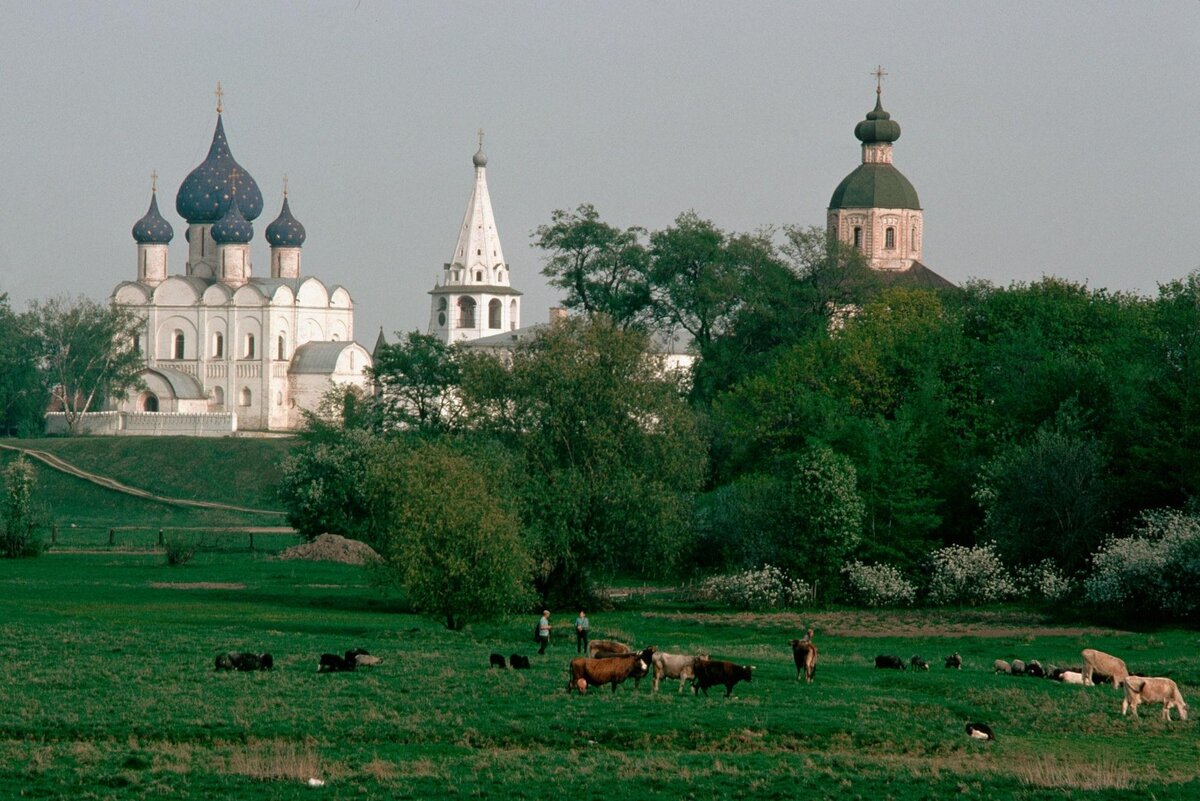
[536,610,552,655]
[574,610,590,654]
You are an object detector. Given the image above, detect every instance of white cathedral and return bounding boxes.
[65,94,374,435]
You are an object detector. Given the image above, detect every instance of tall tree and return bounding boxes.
[533,204,650,326]
[0,295,43,436]
[369,331,464,433]
[28,296,145,435]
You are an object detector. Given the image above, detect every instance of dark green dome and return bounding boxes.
[829,163,921,210]
[855,95,901,144]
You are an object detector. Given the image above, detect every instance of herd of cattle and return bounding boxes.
[213,648,382,673]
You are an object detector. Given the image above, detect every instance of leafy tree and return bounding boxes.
[458,315,705,603]
[1,456,39,558]
[28,296,145,435]
[366,439,533,630]
[369,331,463,433]
[533,204,650,326]
[0,295,43,436]
[278,427,378,542]
[782,444,865,593]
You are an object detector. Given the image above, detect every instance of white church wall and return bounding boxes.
[46,411,236,436]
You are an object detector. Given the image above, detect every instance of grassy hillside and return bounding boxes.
[0,437,293,535]
[0,551,1197,799]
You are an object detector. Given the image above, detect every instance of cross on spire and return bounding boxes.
[215,81,224,113]
[477,128,485,148]
[150,170,158,193]
[228,168,239,195]
[871,65,888,96]
[282,173,289,198]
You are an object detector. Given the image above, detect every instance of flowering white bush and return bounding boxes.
[696,565,812,610]
[841,561,916,607]
[927,543,1016,606]
[1085,509,1200,620]
[1014,559,1076,604]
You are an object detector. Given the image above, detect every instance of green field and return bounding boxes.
[1,551,1197,800]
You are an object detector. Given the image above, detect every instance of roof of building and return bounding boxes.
[465,320,693,355]
[132,191,174,244]
[443,142,509,286]
[289,341,358,374]
[874,261,957,291]
[265,195,306,248]
[210,189,254,244]
[146,366,206,399]
[428,283,523,297]
[855,93,902,144]
[175,114,264,224]
[829,163,921,211]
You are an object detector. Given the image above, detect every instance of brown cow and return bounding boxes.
[1122,676,1188,721]
[587,640,631,658]
[692,659,754,697]
[567,648,654,694]
[789,639,817,683]
[1082,648,1129,688]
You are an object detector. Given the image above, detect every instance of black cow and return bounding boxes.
[489,652,507,669]
[1025,660,1045,678]
[944,652,962,669]
[875,655,906,670]
[215,651,272,671]
[910,655,930,671]
[509,654,530,670]
[966,722,995,741]
[318,653,356,672]
[692,659,754,697]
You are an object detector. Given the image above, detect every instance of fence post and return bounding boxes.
[51,524,58,545]
[108,528,115,546]
[249,531,255,552]
[158,528,164,546]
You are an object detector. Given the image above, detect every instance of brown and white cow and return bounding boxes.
[1122,676,1188,721]
[652,651,705,693]
[789,639,818,683]
[568,648,654,694]
[692,659,754,697]
[1082,648,1129,688]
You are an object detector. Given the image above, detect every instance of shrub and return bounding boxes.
[841,561,916,607]
[1,457,41,558]
[1014,559,1076,604]
[1085,509,1200,622]
[696,565,812,610]
[927,543,1016,606]
[164,538,195,566]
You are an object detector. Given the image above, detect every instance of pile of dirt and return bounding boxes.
[277,533,380,565]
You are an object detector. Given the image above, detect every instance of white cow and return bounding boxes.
[1122,676,1188,721]
[1060,671,1085,685]
[651,651,705,693]
[1082,648,1129,688]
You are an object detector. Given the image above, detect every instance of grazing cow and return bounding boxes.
[1011,659,1026,676]
[1082,648,1129,688]
[588,640,631,659]
[1122,676,1188,721]
[692,659,754,697]
[215,652,272,671]
[789,639,818,683]
[1060,671,1085,685]
[575,677,588,694]
[568,648,654,694]
[875,655,905,671]
[317,653,356,673]
[945,652,962,669]
[910,655,930,671]
[993,659,1011,675]
[1025,660,1045,678]
[509,654,530,670]
[653,651,705,693]
[965,722,995,741]
[489,652,507,669]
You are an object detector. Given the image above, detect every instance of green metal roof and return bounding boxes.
[828,163,921,211]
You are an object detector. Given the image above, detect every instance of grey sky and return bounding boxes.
[1,2,1197,342]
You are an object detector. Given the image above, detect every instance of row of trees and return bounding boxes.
[276,203,1200,625]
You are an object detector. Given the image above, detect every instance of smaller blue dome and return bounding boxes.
[132,192,174,244]
[211,193,253,244]
[265,196,306,247]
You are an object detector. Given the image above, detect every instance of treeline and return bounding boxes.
[283,205,1200,621]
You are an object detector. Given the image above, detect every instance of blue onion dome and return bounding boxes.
[854,93,902,144]
[175,115,264,224]
[265,196,306,247]
[473,146,488,168]
[132,192,174,244]
[210,189,254,244]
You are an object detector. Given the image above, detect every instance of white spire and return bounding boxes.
[445,135,508,287]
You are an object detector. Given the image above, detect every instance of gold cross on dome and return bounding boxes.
[228,168,239,194]
[150,170,158,193]
[478,128,484,148]
[871,65,888,95]
[215,81,224,113]
[283,173,289,198]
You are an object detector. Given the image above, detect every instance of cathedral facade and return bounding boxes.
[85,94,372,435]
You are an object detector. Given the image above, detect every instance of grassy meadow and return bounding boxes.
[1,550,1198,800]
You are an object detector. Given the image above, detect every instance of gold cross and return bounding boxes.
[228,168,239,195]
[477,128,484,148]
[150,170,158,193]
[215,81,224,113]
[282,173,289,198]
[871,65,888,95]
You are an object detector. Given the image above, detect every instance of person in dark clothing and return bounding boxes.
[574,611,590,654]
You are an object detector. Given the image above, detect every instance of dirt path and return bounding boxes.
[0,443,285,516]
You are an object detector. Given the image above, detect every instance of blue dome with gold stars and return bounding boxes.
[175,115,263,224]
[265,196,306,248]
[132,192,174,244]
[210,191,254,244]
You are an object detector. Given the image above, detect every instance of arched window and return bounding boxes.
[276,391,283,406]
[438,298,448,311]
[213,333,224,358]
[489,299,502,329]
[885,227,896,249]
[475,271,482,282]
[852,227,863,249]
[133,334,142,354]
[911,226,918,251]
[497,269,504,282]
[141,393,159,412]
[277,334,286,360]
[214,386,225,407]
[509,300,518,330]
[173,330,185,359]
[458,297,476,328]
[240,387,252,407]
[245,333,256,359]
